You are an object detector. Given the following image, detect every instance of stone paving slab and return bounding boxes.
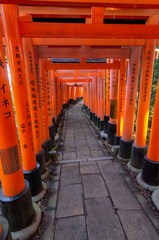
[75,135,86,140]
[118,210,159,240]
[91,150,106,158]
[63,152,77,160]
[54,216,87,240]
[86,198,126,240]
[98,160,123,180]
[106,179,141,210]
[56,184,84,218]
[77,148,91,157]
[80,162,100,174]
[82,174,109,199]
[60,164,81,186]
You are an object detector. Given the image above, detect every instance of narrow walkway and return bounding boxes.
[50,102,159,240]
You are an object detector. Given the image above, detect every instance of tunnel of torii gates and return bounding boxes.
[1,1,159,239]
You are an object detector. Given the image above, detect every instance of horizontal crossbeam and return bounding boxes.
[38,46,130,59]
[45,61,120,70]
[20,22,159,39]
[58,78,92,82]
[2,0,159,8]
[55,71,101,77]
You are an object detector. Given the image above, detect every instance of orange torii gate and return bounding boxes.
[1,1,159,238]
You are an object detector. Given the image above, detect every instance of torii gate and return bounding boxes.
[1,1,159,239]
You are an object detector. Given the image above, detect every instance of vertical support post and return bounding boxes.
[87,82,91,115]
[130,16,158,171]
[107,60,119,145]
[0,6,35,231]
[49,70,57,149]
[118,46,141,161]
[114,59,127,145]
[104,59,111,133]
[1,4,44,198]
[34,46,45,146]
[97,77,101,127]
[138,77,159,186]
[92,77,96,123]
[23,38,46,175]
[89,81,93,120]
[46,68,55,150]
[99,70,105,131]
[94,77,98,126]
[39,58,51,162]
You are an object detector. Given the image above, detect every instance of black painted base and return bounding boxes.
[82,104,85,111]
[42,141,49,163]
[70,99,76,104]
[114,134,121,146]
[49,125,55,148]
[99,120,104,131]
[0,180,34,232]
[104,115,109,134]
[60,110,62,118]
[107,122,117,145]
[92,112,95,123]
[141,156,159,186]
[46,138,52,153]
[87,108,90,115]
[0,216,12,240]
[94,115,98,126]
[119,138,133,159]
[36,149,45,175]
[23,163,42,197]
[130,143,148,169]
[90,111,93,121]
[52,117,55,125]
[63,103,68,109]
[97,117,101,128]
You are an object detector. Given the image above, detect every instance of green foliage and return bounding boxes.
[150,57,159,117]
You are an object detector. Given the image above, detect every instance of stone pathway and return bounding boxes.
[41,102,159,240]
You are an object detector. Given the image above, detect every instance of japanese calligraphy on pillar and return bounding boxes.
[129,63,136,105]
[46,70,52,122]
[107,69,110,103]
[28,51,39,139]
[119,73,124,113]
[0,39,21,174]
[143,51,151,102]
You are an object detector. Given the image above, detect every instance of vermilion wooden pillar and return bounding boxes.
[130,16,158,172]
[89,81,93,120]
[104,59,111,133]
[99,70,106,131]
[137,76,159,187]
[118,46,141,161]
[94,77,98,126]
[0,4,38,233]
[87,82,91,115]
[91,77,96,123]
[34,46,46,148]
[107,60,119,145]
[50,70,56,120]
[46,68,56,150]
[23,38,46,176]
[114,59,127,145]
[2,3,45,198]
[0,24,25,198]
[97,77,101,127]
[39,58,51,163]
